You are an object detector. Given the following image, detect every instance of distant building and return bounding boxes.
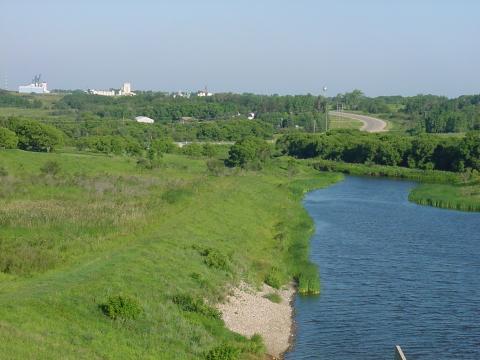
[173,91,191,98]
[89,89,115,96]
[19,74,50,94]
[196,86,213,97]
[119,82,135,96]
[135,116,154,124]
[88,82,136,97]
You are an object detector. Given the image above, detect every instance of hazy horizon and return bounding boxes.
[1,0,479,97]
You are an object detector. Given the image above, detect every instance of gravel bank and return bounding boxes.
[217,282,295,359]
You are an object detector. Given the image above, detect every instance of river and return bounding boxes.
[286,176,480,359]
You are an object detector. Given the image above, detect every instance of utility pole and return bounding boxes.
[323,86,328,132]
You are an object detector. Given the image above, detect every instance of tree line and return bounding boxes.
[333,90,480,133]
[277,130,480,172]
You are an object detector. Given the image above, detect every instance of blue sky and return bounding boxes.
[1,0,479,96]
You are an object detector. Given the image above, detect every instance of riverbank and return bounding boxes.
[218,282,295,358]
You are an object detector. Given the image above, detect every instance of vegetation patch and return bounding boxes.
[172,294,221,320]
[204,343,241,360]
[264,267,284,289]
[100,295,143,320]
[200,248,231,272]
[263,292,282,303]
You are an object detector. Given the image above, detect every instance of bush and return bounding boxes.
[205,343,241,360]
[181,143,204,157]
[225,137,271,168]
[200,248,230,272]
[11,120,63,152]
[172,294,221,319]
[100,295,143,320]
[40,160,61,176]
[0,127,18,149]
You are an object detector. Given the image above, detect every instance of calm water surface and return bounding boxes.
[286,176,480,360]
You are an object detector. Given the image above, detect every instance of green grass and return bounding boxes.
[328,115,362,130]
[262,292,282,304]
[0,149,340,359]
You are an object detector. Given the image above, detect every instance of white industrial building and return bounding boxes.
[88,82,136,97]
[196,86,213,97]
[18,75,50,94]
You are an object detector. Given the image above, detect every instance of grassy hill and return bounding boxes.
[0,150,340,359]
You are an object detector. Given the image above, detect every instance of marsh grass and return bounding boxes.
[409,183,480,212]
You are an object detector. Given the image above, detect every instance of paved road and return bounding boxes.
[329,111,387,132]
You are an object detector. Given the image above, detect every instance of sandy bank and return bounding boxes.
[217,282,295,359]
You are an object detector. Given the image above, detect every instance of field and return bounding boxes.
[0,149,340,359]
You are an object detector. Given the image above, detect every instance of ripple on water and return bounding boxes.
[286,176,480,360]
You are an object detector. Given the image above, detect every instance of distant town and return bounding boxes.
[17,75,214,99]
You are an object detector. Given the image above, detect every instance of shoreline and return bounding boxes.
[218,282,296,359]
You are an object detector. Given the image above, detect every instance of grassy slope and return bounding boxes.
[0,150,340,359]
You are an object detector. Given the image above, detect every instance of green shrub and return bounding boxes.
[10,120,63,152]
[225,137,271,168]
[205,343,241,360]
[181,143,204,157]
[172,294,221,319]
[101,295,143,320]
[200,248,230,271]
[0,127,18,149]
[40,160,61,176]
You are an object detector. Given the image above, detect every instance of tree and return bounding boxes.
[225,137,271,169]
[11,120,64,152]
[0,127,18,149]
[460,132,480,170]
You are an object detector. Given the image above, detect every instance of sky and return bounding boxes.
[1,0,479,97]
